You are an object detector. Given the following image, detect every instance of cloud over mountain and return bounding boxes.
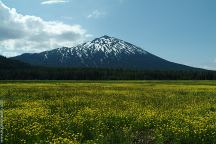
[87,10,106,19]
[41,0,69,5]
[0,1,88,56]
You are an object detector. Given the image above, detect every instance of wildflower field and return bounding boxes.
[1,81,216,143]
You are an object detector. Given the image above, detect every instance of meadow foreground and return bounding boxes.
[1,81,216,143]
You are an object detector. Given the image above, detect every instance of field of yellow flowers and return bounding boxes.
[1,81,216,143]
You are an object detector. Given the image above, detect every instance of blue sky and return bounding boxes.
[0,0,216,69]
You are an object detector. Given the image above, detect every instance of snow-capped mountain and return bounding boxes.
[12,35,194,70]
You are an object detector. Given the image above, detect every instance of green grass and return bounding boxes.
[1,81,216,143]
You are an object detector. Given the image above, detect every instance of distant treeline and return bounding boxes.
[0,67,216,80]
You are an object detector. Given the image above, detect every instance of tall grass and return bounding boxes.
[1,81,216,143]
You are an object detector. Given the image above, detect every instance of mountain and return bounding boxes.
[0,55,30,69]
[12,35,196,70]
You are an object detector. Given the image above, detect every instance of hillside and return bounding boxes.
[0,55,30,69]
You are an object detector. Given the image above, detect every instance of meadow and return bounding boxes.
[1,81,216,143]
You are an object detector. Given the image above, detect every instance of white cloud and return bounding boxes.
[41,0,69,5]
[0,1,89,57]
[87,10,106,19]
[62,16,74,20]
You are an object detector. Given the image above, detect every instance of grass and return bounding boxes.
[1,81,216,143]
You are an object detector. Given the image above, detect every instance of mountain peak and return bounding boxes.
[12,35,195,70]
[82,35,146,56]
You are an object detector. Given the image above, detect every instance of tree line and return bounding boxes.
[0,67,216,80]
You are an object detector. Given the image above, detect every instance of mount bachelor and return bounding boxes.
[12,35,195,70]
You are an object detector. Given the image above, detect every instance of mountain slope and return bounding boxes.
[0,55,30,69]
[12,35,196,70]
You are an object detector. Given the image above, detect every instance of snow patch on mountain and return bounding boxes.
[42,35,147,60]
